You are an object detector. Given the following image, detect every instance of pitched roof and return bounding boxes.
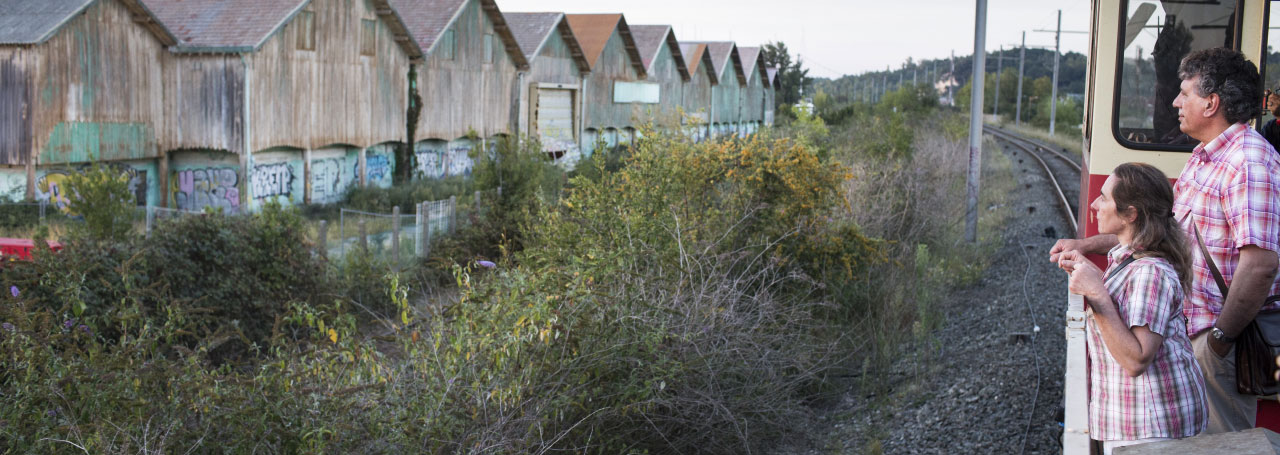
[0,0,176,45]
[737,46,761,83]
[767,67,779,88]
[565,13,645,77]
[504,12,588,72]
[143,0,308,52]
[629,24,688,81]
[690,41,744,85]
[679,42,717,85]
[391,0,527,69]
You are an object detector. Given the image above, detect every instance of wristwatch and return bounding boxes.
[1211,327,1235,343]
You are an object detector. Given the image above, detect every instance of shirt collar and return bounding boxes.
[1192,122,1248,163]
[1107,243,1135,267]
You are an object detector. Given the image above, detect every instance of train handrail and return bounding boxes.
[1064,291,1090,454]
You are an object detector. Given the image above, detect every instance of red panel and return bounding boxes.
[1259,399,1280,432]
[0,238,62,261]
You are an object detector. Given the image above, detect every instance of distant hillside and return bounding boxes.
[813,49,1087,104]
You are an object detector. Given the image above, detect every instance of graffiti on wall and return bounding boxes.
[413,142,474,180]
[37,165,148,212]
[0,172,25,202]
[173,167,239,212]
[252,162,294,201]
[310,157,346,204]
[364,153,390,182]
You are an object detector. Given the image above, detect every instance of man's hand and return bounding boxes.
[1210,335,1232,358]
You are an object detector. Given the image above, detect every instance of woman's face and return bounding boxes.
[1091,175,1132,238]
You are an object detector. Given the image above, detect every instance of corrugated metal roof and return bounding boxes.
[392,0,527,69]
[144,0,308,51]
[1,0,175,45]
[565,13,646,77]
[630,24,688,81]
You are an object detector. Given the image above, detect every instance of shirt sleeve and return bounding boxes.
[1223,159,1280,253]
[1121,261,1180,337]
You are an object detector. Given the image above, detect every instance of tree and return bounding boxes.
[761,41,811,110]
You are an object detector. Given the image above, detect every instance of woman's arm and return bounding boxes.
[1087,298,1166,377]
[1060,250,1167,377]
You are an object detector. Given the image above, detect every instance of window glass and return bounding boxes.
[361,19,376,56]
[1114,0,1238,148]
[297,11,316,51]
[441,29,455,60]
[1261,2,1280,129]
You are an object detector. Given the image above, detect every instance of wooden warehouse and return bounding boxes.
[391,0,528,180]
[737,46,766,136]
[678,42,719,141]
[765,67,778,125]
[628,24,689,130]
[564,13,647,156]
[690,41,745,138]
[505,12,590,162]
[146,0,422,210]
[0,0,179,208]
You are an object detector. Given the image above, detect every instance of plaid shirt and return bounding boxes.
[1173,122,1280,336]
[1087,245,1207,440]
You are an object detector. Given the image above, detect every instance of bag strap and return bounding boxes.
[1106,255,1139,282]
[1185,211,1231,298]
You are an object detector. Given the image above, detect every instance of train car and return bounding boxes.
[1073,0,1280,452]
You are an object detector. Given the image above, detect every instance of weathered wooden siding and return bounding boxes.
[713,62,741,125]
[416,0,520,141]
[583,28,642,131]
[643,41,684,127]
[740,64,764,124]
[0,49,34,165]
[21,0,167,165]
[519,27,581,139]
[681,53,714,125]
[161,55,245,154]
[249,0,410,151]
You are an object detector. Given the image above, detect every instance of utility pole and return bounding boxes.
[949,49,956,106]
[1050,10,1061,136]
[913,66,918,85]
[882,66,888,100]
[994,45,1003,117]
[966,0,987,243]
[1016,31,1025,126]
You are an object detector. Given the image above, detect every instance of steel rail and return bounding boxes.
[984,126,1082,173]
[985,126,1079,236]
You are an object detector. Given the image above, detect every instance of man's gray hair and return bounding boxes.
[1178,47,1262,125]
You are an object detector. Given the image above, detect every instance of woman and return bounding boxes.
[1057,162,1206,453]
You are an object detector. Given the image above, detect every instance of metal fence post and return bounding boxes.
[359,218,368,252]
[391,206,400,272]
[340,209,346,257]
[415,202,424,257]
[449,195,457,234]
[474,190,481,216]
[145,206,154,237]
[318,220,328,259]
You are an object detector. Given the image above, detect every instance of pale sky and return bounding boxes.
[496,0,1091,79]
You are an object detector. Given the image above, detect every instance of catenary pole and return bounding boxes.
[1016,31,1025,126]
[1050,9,1061,136]
[966,0,987,243]
[994,45,1002,117]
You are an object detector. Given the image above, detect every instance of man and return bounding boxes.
[1052,47,1280,433]
[1257,88,1280,151]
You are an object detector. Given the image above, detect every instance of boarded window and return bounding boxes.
[361,19,377,56]
[297,11,316,51]
[440,29,455,60]
[613,81,660,104]
[484,33,494,63]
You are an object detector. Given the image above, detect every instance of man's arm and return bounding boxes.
[1049,234,1119,266]
[1210,245,1280,356]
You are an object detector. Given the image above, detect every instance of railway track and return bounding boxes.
[984,126,1082,237]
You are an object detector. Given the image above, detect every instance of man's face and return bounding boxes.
[1173,76,1213,139]
[1267,92,1280,115]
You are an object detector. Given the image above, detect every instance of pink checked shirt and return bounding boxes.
[1173,122,1280,336]
[1087,245,1207,440]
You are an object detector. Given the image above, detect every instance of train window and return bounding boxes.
[1260,2,1280,129]
[1114,0,1240,150]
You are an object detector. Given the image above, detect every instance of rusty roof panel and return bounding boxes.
[564,13,620,70]
[679,42,717,85]
[628,24,668,71]
[144,0,308,51]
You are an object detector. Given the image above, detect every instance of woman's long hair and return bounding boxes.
[1111,162,1192,291]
